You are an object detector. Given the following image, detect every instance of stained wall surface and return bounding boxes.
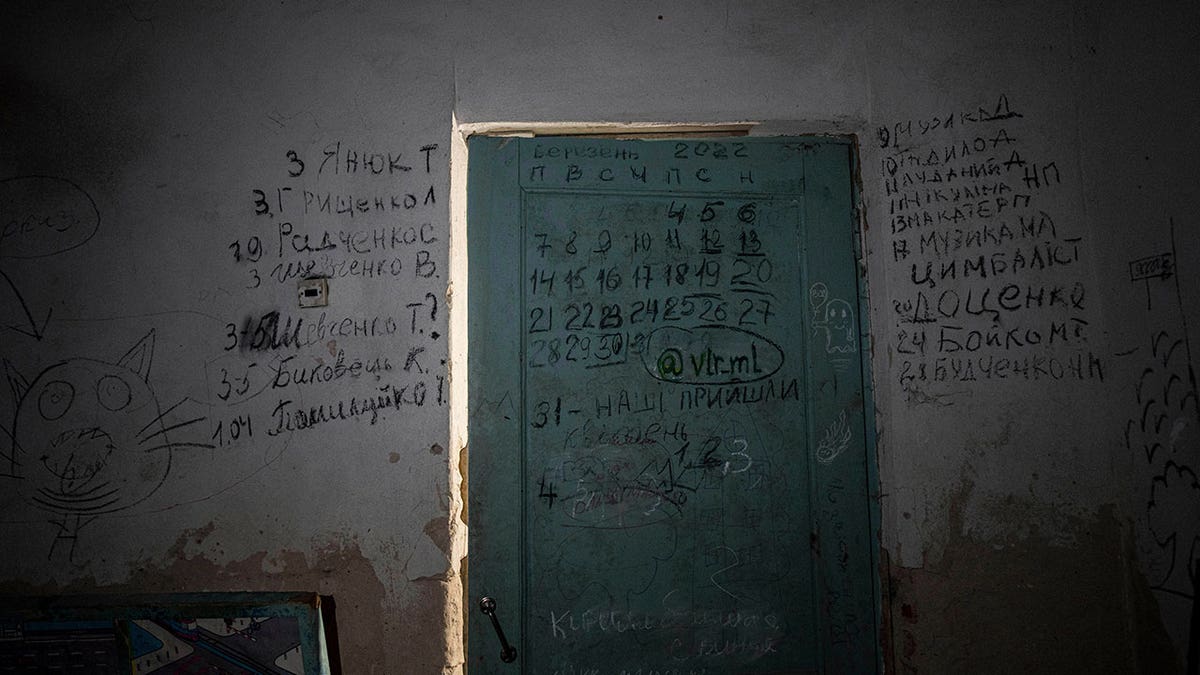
[1,2,1197,673]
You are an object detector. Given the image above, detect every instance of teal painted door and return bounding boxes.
[468,136,878,674]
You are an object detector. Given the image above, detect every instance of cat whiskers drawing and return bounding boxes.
[3,329,213,561]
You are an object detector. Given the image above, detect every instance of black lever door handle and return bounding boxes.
[478,596,518,663]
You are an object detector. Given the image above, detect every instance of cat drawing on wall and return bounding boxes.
[2,329,207,561]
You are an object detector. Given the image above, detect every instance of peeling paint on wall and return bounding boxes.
[886,478,1152,673]
[1,0,1197,671]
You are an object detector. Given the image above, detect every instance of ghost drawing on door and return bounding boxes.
[810,282,857,374]
[823,299,857,354]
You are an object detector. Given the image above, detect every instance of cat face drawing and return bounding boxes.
[3,330,187,559]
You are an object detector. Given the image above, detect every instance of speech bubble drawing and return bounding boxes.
[0,176,100,258]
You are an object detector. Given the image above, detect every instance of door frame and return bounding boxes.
[447,118,883,672]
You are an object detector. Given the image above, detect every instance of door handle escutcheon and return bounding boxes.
[479,596,518,663]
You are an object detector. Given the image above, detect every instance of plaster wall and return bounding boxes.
[1,1,1196,672]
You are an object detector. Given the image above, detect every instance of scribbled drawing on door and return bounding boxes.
[808,283,829,330]
[815,410,852,465]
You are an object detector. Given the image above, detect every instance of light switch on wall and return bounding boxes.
[297,278,329,307]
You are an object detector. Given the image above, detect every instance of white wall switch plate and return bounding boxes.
[297,278,329,308]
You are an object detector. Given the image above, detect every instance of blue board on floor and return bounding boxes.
[0,592,333,674]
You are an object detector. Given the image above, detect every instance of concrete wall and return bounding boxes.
[2,1,1196,672]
